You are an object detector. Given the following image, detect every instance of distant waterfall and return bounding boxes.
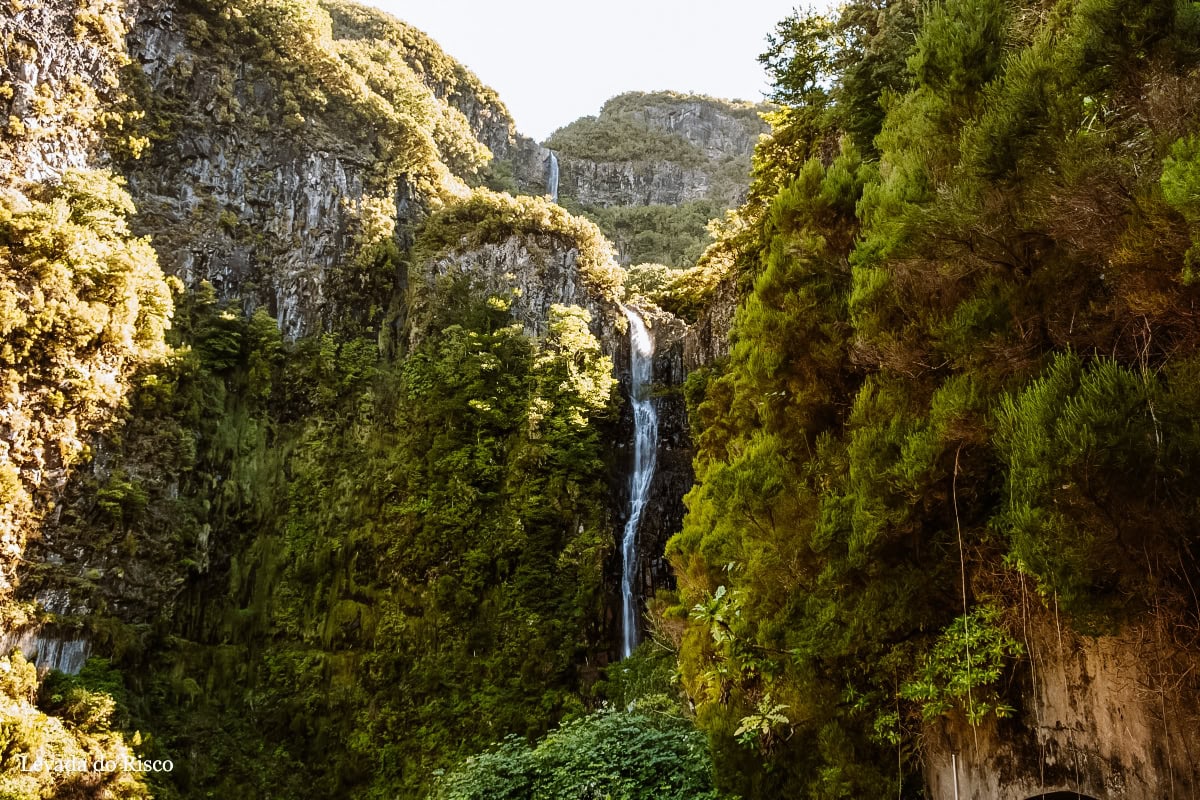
[0,628,90,674]
[547,151,559,203]
[621,306,658,659]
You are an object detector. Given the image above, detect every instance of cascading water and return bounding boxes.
[0,628,90,674]
[620,306,658,659]
[547,151,559,203]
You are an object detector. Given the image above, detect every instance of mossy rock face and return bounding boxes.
[116,0,530,340]
[0,170,172,606]
[407,189,626,354]
[0,0,138,186]
[546,92,769,216]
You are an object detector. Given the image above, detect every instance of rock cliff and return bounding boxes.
[923,611,1200,799]
[682,272,737,370]
[0,0,136,187]
[536,92,770,267]
[547,91,769,210]
[0,0,633,674]
[119,0,527,340]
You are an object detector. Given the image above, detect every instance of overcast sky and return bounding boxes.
[367,1,819,141]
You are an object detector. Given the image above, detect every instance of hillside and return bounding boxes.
[3,0,1200,799]
[1,1,635,797]
[544,91,770,267]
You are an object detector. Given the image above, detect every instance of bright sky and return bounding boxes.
[367,1,820,142]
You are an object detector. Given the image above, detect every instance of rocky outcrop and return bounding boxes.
[0,626,91,675]
[122,1,450,339]
[560,159,719,208]
[501,133,557,197]
[548,92,770,211]
[117,0,562,341]
[924,612,1200,799]
[0,0,130,187]
[626,97,766,161]
[683,274,738,370]
[410,232,624,352]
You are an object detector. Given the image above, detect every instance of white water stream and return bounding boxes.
[547,151,559,202]
[0,627,90,674]
[620,306,658,658]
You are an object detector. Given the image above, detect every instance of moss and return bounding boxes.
[413,188,624,297]
[546,91,768,168]
[0,654,158,800]
[0,169,171,612]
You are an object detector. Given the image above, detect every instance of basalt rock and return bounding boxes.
[549,92,770,210]
[0,0,129,188]
[683,273,738,370]
[121,0,500,340]
[923,612,1200,800]
[410,232,624,353]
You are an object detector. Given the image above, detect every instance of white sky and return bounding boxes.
[366,1,820,142]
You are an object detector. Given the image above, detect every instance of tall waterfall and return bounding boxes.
[621,306,658,658]
[547,151,559,203]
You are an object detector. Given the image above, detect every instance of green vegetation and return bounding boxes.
[0,654,159,800]
[0,0,149,173]
[324,0,506,113]
[435,644,724,800]
[4,3,659,800]
[602,91,764,125]
[0,169,172,600]
[434,709,722,800]
[577,200,717,267]
[26,269,622,798]
[1162,133,1200,279]
[10,0,1200,797]
[898,605,1022,726]
[624,262,676,302]
[545,90,762,167]
[668,0,1200,797]
[3,6,645,789]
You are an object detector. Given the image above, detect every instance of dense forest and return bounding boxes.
[2,0,1200,798]
[667,0,1200,795]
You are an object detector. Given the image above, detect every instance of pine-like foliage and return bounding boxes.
[668,1,1200,796]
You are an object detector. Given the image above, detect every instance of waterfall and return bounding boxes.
[547,151,559,203]
[621,306,658,659]
[0,627,90,674]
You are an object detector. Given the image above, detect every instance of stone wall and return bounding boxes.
[924,610,1200,799]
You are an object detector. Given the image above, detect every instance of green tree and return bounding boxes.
[435,710,724,800]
